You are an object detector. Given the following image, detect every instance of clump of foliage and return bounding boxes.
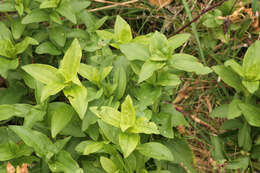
[0,0,213,172]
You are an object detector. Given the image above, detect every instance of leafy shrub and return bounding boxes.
[0,1,213,172]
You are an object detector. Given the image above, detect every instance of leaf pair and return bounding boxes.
[22,39,88,119]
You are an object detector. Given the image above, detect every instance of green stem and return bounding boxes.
[181,0,206,65]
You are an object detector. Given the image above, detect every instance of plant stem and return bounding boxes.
[181,0,206,65]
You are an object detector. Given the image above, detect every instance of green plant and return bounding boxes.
[211,40,260,172]
[0,0,214,171]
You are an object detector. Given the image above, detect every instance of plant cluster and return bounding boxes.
[0,0,259,172]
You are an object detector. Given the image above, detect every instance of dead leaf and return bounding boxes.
[173,82,192,104]
[149,0,173,8]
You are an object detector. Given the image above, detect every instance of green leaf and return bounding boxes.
[9,126,55,158]
[119,43,150,61]
[149,31,168,52]
[210,104,229,118]
[51,103,75,138]
[11,18,26,40]
[119,132,139,158]
[138,60,165,83]
[210,136,226,161]
[40,0,59,9]
[0,40,16,58]
[101,66,113,81]
[114,67,127,99]
[0,104,31,121]
[79,63,100,84]
[156,71,181,86]
[168,33,191,51]
[70,0,91,13]
[170,54,212,75]
[137,142,173,161]
[22,9,49,24]
[226,157,249,170]
[0,2,15,12]
[239,103,260,127]
[0,22,12,41]
[162,138,196,173]
[120,95,136,132]
[92,106,121,128]
[24,106,46,128]
[36,41,62,55]
[83,141,104,155]
[115,15,132,43]
[153,112,174,138]
[212,65,243,92]
[56,1,77,24]
[0,57,18,78]
[100,156,118,173]
[15,37,39,54]
[128,117,159,134]
[242,41,260,80]
[224,59,244,77]
[49,27,67,47]
[49,150,83,173]
[238,122,252,151]
[41,83,65,102]
[22,64,63,85]
[228,99,242,119]
[63,84,88,120]
[242,80,259,93]
[98,120,120,144]
[60,39,82,82]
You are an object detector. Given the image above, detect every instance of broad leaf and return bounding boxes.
[129,117,159,134]
[11,18,26,40]
[119,132,139,158]
[224,59,243,77]
[120,95,136,132]
[56,1,77,24]
[238,122,252,151]
[15,37,38,54]
[242,80,259,93]
[49,27,67,47]
[239,103,260,127]
[63,83,88,120]
[36,41,62,55]
[0,104,32,121]
[79,63,100,84]
[168,33,191,51]
[22,64,64,85]
[138,60,165,83]
[137,142,173,161]
[22,9,49,24]
[0,57,18,78]
[170,54,212,75]
[119,43,150,61]
[100,156,118,173]
[60,39,82,82]
[0,40,16,58]
[51,103,75,138]
[41,83,65,102]
[115,15,132,43]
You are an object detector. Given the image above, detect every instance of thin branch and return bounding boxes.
[88,0,140,12]
[173,0,229,35]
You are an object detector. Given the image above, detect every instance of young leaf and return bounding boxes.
[114,67,127,99]
[115,16,132,43]
[22,64,63,85]
[79,63,100,84]
[120,95,136,132]
[51,103,75,138]
[137,142,173,161]
[41,83,65,102]
[224,59,244,77]
[228,99,242,119]
[100,156,118,173]
[0,58,18,78]
[60,39,82,82]
[83,141,104,155]
[242,80,259,94]
[0,40,16,58]
[63,84,88,120]
[138,60,165,83]
[98,106,121,128]
[0,104,31,121]
[40,0,59,9]
[24,106,46,128]
[119,132,139,158]
[101,66,113,81]
[128,117,159,134]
